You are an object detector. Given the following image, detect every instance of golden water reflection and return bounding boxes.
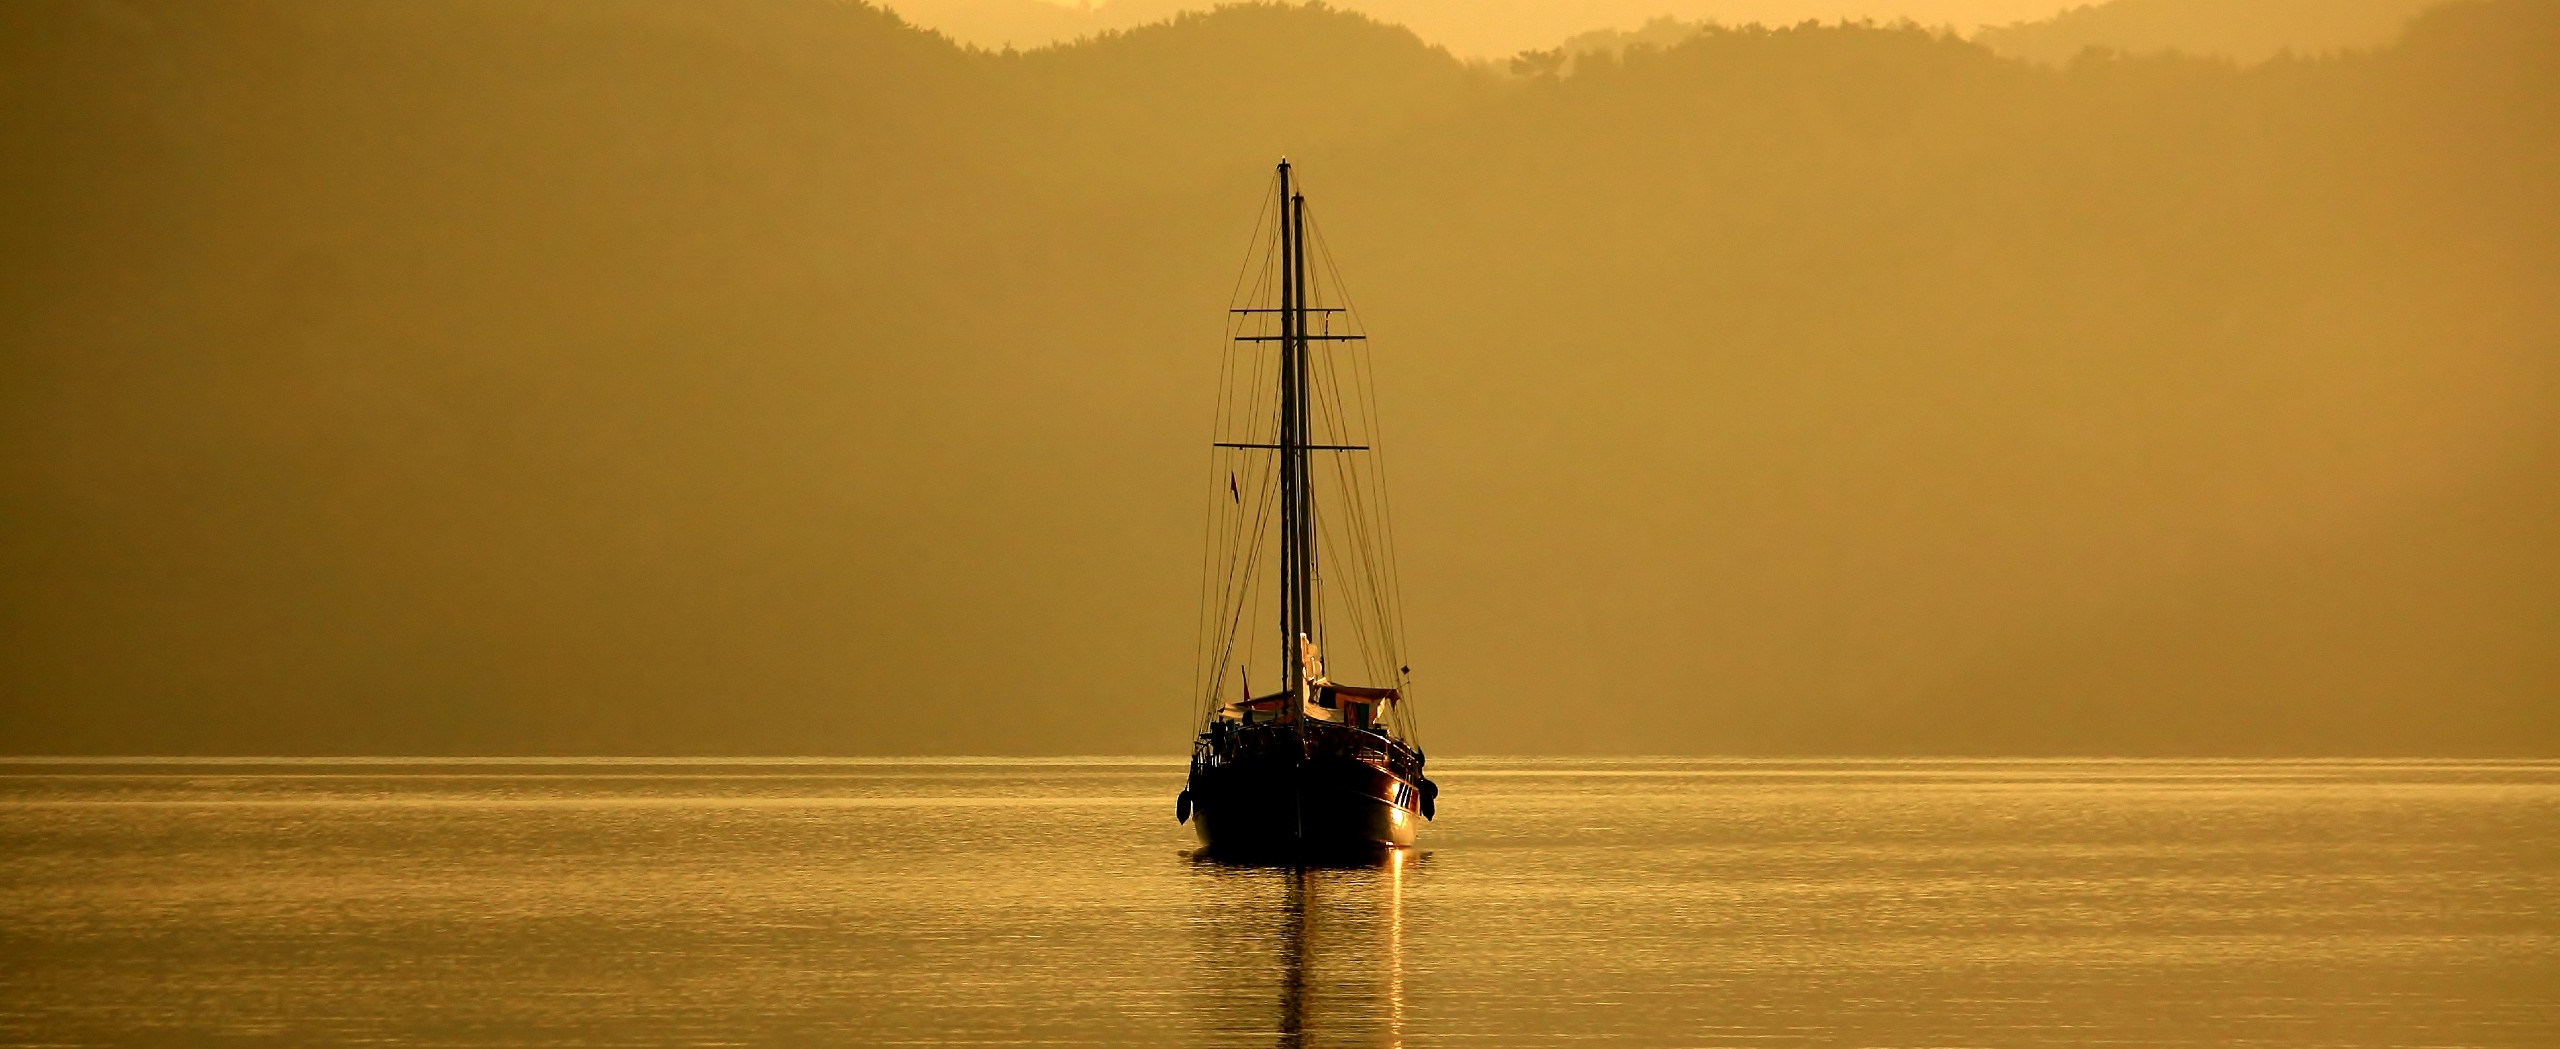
[1192,849,1418,1048]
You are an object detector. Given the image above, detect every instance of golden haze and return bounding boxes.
[1,0,2552,755]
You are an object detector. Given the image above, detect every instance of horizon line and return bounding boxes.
[2,754,2553,765]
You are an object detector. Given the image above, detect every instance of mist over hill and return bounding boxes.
[1550,0,2461,72]
[1978,0,2453,64]
[3,0,2552,756]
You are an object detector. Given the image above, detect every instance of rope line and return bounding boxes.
[1188,176,1425,748]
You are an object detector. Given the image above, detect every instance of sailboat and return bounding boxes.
[1177,160,1435,859]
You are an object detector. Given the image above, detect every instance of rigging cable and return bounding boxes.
[1194,174,1282,720]
[1309,209,1423,745]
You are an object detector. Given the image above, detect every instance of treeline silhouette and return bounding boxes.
[876,0,2457,61]
[2,0,2551,755]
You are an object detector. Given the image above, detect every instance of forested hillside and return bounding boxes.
[3,0,2551,755]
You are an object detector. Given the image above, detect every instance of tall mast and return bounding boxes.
[1275,160,1300,714]
[1289,188,1314,702]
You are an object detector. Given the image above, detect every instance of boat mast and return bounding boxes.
[1275,159,1304,718]
[1289,187,1315,703]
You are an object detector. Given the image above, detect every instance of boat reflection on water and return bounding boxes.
[1190,848,1416,1048]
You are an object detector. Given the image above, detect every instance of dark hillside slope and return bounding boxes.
[2,0,1041,753]
[0,1,1480,754]
[1,0,2551,755]
[1015,3,1476,183]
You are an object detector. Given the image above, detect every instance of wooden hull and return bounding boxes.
[1188,750,1421,860]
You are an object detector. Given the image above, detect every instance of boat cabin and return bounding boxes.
[1219,692,1293,725]
[1218,684,1401,730]
[1323,684,1399,730]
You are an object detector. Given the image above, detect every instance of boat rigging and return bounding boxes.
[1178,160,1435,859]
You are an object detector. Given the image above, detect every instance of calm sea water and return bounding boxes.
[1,758,2552,1047]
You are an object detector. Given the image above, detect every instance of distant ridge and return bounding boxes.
[886,0,2463,68]
[877,1,2093,57]
[1531,0,2467,73]
[883,0,1188,51]
[1976,0,2456,64]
